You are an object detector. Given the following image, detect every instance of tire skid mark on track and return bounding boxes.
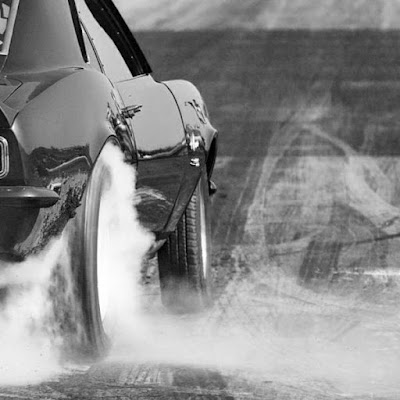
[206,57,400,395]
[303,123,400,233]
[223,159,257,245]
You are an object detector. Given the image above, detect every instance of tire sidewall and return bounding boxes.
[197,172,212,302]
[77,156,111,357]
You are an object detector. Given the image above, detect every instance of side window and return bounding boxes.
[75,0,132,82]
[81,24,102,72]
[0,0,18,55]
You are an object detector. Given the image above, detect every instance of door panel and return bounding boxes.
[116,75,188,233]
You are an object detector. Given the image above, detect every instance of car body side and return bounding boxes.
[0,0,218,260]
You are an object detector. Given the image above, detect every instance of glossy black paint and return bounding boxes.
[4,0,86,74]
[117,75,191,233]
[0,68,125,256]
[0,0,218,259]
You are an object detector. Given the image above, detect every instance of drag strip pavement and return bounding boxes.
[213,80,400,396]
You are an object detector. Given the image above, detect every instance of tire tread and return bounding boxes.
[158,174,212,313]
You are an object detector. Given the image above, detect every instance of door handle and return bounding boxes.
[122,104,142,119]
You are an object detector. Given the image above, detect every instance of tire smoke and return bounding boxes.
[0,239,66,385]
[95,144,154,341]
[0,144,154,386]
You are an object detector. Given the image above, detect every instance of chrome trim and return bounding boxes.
[122,104,142,119]
[45,156,91,174]
[190,157,200,168]
[185,99,207,124]
[185,124,204,152]
[139,140,186,160]
[48,182,62,195]
[0,186,60,208]
[0,137,9,179]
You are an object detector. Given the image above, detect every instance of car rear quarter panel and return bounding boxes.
[162,79,218,158]
[158,79,218,234]
[0,69,120,257]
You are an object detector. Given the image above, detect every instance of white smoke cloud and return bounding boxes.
[0,144,154,385]
[96,144,154,342]
[0,239,66,386]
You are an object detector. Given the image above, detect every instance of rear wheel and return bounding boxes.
[157,173,212,313]
[54,150,112,360]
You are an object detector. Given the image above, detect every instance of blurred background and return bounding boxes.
[115,0,400,30]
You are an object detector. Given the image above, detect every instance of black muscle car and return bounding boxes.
[0,0,218,357]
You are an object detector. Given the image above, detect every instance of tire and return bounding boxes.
[157,172,212,313]
[53,151,112,360]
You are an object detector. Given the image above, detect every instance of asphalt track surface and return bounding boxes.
[3,30,400,399]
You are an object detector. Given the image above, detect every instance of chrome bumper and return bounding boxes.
[0,186,60,208]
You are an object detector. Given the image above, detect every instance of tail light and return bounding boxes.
[0,136,9,179]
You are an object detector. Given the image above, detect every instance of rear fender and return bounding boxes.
[162,80,218,176]
[0,70,123,258]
